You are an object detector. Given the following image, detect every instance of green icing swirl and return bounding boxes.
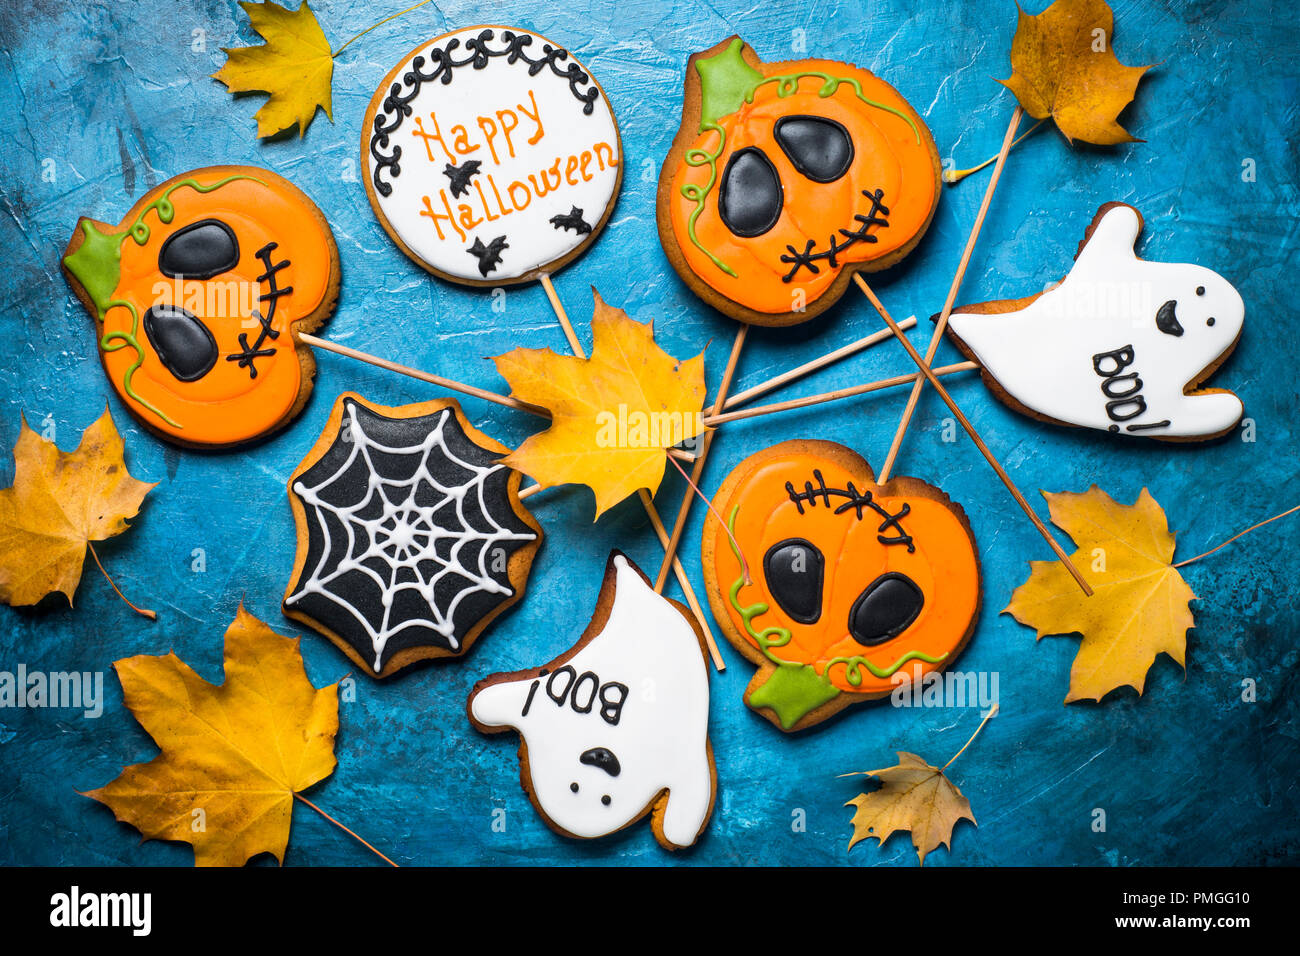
[724,504,948,725]
[679,43,923,276]
[681,121,737,278]
[62,175,258,429]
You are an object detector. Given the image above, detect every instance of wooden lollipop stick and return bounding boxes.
[514,486,723,668]
[722,318,917,410]
[877,105,1024,484]
[704,361,979,427]
[538,279,724,669]
[855,275,1092,596]
[299,333,547,417]
[639,489,725,671]
[539,273,582,354]
[653,324,748,593]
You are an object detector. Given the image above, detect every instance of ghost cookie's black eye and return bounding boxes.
[774,115,855,183]
[763,538,825,624]
[848,572,924,646]
[718,147,782,237]
[158,218,240,279]
[143,305,218,382]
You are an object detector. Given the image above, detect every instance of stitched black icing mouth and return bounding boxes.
[779,188,890,283]
[1155,299,1184,337]
[226,242,291,378]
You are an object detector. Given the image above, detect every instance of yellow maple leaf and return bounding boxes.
[492,292,708,518]
[1005,486,1196,703]
[845,752,976,865]
[997,0,1151,145]
[0,408,154,607]
[213,0,334,139]
[84,607,339,866]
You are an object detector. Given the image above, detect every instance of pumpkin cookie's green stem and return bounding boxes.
[62,175,257,431]
[680,38,921,274]
[725,503,950,729]
[725,503,945,681]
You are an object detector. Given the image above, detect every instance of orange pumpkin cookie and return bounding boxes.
[62,165,340,448]
[658,37,941,326]
[702,441,980,731]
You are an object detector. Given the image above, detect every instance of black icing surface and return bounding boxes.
[718,147,783,237]
[763,537,825,624]
[848,572,924,646]
[288,399,536,670]
[774,115,855,183]
[158,218,239,280]
[142,305,218,382]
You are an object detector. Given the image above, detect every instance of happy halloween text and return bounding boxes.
[411,89,618,243]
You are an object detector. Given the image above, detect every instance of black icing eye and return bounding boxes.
[848,573,924,646]
[143,305,218,382]
[774,115,855,183]
[158,218,239,279]
[718,147,782,237]
[763,538,825,624]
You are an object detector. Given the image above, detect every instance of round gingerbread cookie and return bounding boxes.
[701,440,981,732]
[61,165,340,448]
[657,37,941,327]
[363,25,623,286]
[284,392,543,678]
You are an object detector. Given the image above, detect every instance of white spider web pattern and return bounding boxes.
[286,403,536,671]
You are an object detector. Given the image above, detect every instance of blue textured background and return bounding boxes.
[1,0,1297,866]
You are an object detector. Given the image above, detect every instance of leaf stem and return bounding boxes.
[332,0,434,58]
[86,542,156,621]
[1172,504,1300,569]
[293,792,399,866]
[944,118,1047,183]
[941,702,999,772]
[836,703,999,778]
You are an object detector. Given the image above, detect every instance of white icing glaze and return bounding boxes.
[286,402,537,671]
[470,555,713,848]
[948,204,1244,438]
[366,25,621,282]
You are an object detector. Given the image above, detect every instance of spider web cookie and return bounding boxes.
[284,393,542,677]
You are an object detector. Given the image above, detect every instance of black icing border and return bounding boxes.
[369,28,601,198]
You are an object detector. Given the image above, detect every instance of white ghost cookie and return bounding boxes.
[468,553,715,850]
[947,202,1244,440]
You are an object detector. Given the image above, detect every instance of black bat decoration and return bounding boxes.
[466,235,509,277]
[549,205,592,235]
[442,160,482,199]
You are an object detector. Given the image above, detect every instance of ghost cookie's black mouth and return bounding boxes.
[579,747,621,777]
[1155,299,1184,337]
